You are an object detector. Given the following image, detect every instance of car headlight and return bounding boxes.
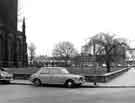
[0,73,7,77]
[0,72,12,77]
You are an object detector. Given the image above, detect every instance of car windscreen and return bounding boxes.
[60,69,69,74]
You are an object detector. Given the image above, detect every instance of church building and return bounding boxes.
[0,0,28,67]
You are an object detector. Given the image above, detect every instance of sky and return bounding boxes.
[20,0,135,56]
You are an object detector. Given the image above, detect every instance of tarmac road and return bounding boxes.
[0,84,135,103]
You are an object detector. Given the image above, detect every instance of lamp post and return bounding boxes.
[94,59,97,86]
[93,40,97,86]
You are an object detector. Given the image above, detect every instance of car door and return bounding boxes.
[39,69,51,84]
[49,68,65,84]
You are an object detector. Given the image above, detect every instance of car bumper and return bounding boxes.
[0,77,13,81]
[29,76,35,82]
[74,79,85,84]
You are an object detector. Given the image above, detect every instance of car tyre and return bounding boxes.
[65,80,75,88]
[33,79,41,86]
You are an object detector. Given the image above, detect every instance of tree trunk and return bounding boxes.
[106,61,111,73]
[64,56,70,67]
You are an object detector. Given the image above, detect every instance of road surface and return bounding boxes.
[0,84,135,103]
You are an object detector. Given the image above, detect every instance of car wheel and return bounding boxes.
[65,80,75,88]
[33,79,41,86]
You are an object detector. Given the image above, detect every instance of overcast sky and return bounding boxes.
[20,0,135,56]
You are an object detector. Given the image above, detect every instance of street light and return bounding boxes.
[93,40,97,86]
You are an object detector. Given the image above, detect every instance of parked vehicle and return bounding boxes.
[29,67,85,88]
[0,67,13,83]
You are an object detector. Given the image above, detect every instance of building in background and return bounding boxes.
[0,0,28,67]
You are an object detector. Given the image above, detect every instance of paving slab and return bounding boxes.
[11,80,32,85]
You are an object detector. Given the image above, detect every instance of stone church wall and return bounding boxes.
[0,0,28,67]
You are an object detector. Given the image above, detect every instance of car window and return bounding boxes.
[49,69,59,74]
[40,69,49,74]
[49,68,69,74]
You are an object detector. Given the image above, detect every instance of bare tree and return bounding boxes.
[52,41,78,66]
[84,32,129,73]
[28,42,36,65]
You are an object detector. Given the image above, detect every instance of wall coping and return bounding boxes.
[84,67,130,77]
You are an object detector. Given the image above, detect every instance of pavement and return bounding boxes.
[1,84,135,103]
[10,67,135,87]
[11,80,32,85]
[98,67,135,87]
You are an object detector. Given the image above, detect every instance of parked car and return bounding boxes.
[29,67,85,88]
[0,67,13,83]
